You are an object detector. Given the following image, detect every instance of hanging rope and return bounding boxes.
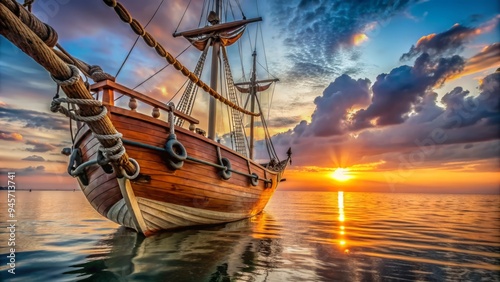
[102,0,260,117]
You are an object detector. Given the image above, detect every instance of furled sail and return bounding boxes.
[185,25,246,51]
[235,83,272,93]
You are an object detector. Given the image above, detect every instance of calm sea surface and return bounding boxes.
[0,191,499,281]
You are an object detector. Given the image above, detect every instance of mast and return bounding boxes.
[208,0,221,140]
[249,51,257,159]
[236,52,279,160]
[174,0,263,143]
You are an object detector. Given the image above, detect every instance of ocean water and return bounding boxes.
[0,191,499,281]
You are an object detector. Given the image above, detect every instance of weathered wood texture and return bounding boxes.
[74,104,283,234]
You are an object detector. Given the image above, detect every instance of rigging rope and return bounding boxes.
[174,0,192,33]
[132,44,191,90]
[175,40,210,126]
[268,82,276,120]
[227,0,234,23]
[102,0,260,117]
[235,0,246,19]
[115,0,166,79]
[237,41,246,81]
[255,93,279,162]
[258,23,270,77]
[199,0,208,27]
[168,78,190,103]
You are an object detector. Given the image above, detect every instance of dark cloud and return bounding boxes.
[0,165,45,175]
[261,15,498,166]
[47,159,67,164]
[361,140,499,172]
[352,53,464,129]
[346,70,500,173]
[310,74,371,136]
[269,0,416,82]
[22,165,45,173]
[400,24,479,61]
[22,155,46,162]
[407,92,444,124]
[293,120,308,137]
[263,44,498,169]
[269,116,303,128]
[250,116,302,128]
[26,140,57,153]
[440,71,500,129]
[0,105,69,131]
[0,130,23,141]
[0,165,47,175]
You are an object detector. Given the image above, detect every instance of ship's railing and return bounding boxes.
[90,80,199,130]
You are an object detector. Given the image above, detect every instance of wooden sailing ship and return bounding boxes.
[0,0,290,235]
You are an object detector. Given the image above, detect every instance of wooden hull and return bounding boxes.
[74,105,286,235]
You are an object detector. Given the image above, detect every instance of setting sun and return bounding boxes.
[331,168,352,182]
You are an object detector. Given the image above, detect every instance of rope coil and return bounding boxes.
[94,133,126,161]
[50,97,108,122]
[50,64,80,86]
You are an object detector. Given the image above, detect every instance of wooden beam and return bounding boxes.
[173,17,262,38]
[101,88,114,106]
[91,80,199,125]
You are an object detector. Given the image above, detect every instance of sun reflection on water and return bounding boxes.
[338,191,349,254]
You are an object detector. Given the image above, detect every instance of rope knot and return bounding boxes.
[89,65,115,82]
[50,99,61,113]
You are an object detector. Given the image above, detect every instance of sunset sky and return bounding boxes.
[0,0,499,193]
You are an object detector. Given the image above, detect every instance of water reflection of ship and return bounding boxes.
[64,213,283,281]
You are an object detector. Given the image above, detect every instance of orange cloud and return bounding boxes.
[0,132,23,141]
[450,43,500,80]
[416,33,436,46]
[352,33,368,46]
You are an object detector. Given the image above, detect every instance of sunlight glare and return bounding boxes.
[331,168,352,182]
